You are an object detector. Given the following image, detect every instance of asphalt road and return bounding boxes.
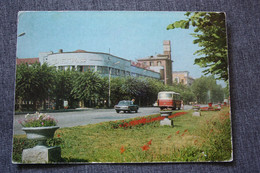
[13,105,192,135]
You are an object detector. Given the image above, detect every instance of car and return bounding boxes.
[153,101,158,107]
[114,100,139,113]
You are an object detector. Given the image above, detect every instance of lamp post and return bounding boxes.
[18,32,26,37]
[108,61,120,107]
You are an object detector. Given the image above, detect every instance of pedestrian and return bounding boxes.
[181,100,184,110]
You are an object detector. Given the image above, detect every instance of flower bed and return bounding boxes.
[109,112,188,129]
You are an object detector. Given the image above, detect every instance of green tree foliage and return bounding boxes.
[71,70,104,104]
[191,76,224,104]
[52,69,79,109]
[15,63,55,110]
[167,12,228,81]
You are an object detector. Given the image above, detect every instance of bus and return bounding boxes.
[157,91,182,110]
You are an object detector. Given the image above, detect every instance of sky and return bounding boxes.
[16,11,226,86]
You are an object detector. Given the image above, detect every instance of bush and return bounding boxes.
[12,137,63,162]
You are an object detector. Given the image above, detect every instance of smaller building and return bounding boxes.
[137,40,173,85]
[172,71,194,86]
[16,58,39,65]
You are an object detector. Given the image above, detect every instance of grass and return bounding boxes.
[12,107,232,163]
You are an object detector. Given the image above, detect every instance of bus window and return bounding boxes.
[158,93,172,99]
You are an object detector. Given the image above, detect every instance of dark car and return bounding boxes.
[114,100,139,113]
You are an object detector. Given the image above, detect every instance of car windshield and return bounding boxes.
[158,93,173,99]
[118,101,131,106]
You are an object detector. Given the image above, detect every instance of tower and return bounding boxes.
[163,40,171,59]
[163,40,173,85]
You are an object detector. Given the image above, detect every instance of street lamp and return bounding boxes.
[108,61,120,108]
[18,32,26,37]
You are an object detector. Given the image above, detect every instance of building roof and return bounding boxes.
[73,49,88,53]
[137,54,169,61]
[16,58,39,65]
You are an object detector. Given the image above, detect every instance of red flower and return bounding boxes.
[194,140,198,144]
[176,130,180,134]
[181,133,185,137]
[184,129,188,133]
[147,139,152,145]
[141,145,150,151]
[120,146,126,154]
[57,134,61,138]
[167,135,172,139]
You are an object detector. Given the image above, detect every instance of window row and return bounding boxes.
[57,65,154,78]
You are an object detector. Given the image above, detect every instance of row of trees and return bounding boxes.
[15,63,227,111]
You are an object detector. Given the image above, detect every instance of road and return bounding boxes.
[13,105,192,135]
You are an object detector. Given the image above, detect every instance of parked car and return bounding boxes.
[114,100,139,113]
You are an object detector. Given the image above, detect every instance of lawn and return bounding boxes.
[13,107,232,163]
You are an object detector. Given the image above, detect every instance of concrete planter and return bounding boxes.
[22,126,61,163]
[22,126,59,147]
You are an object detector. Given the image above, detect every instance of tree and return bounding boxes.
[71,70,104,107]
[52,69,79,109]
[191,76,224,104]
[167,12,228,81]
[15,63,55,110]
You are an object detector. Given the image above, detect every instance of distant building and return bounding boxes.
[38,49,160,79]
[137,40,173,85]
[16,58,39,65]
[172,71,194,86]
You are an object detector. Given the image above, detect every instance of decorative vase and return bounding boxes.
[22,126,59,148]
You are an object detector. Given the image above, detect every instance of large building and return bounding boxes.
[38,49,160,79]
[172,71,194,86]
[137,40,173,85]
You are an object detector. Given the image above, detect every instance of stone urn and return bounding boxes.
[22,126,61,163]
[22,126,59,148]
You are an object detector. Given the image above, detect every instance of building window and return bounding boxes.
[120,70,125,76]
[181,79,184,84]
[150,62,154,66]
[157,61,161,66]
[103,67,109,74]
[97,66,103,73]
[78,66,83,72]
[111,68,115,75]
[83,66,95,72]
[115,69,120,76]
[58,66,64,70]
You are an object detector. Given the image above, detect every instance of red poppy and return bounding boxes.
[141,145,150,151]
[184,129,188,133]
[120,146,126,154]
[181,133,185,137]
[147,139,152,145]
[176,130,180,134]
[167,135,172,139]
[57,134,61,138]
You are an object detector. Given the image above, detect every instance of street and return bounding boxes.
[13,105,192,135]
